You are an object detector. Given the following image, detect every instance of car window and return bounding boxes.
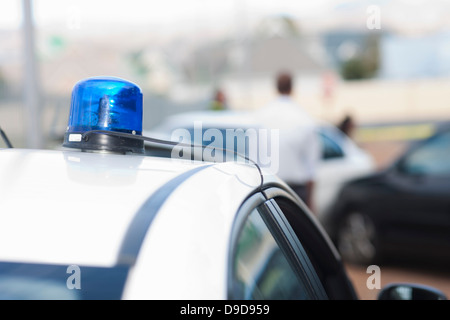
[186,126,348,162]
[319,130,344,160]
[230,207,312,300]
[187,127,257,162]
[267,192,358,300]
[402,130,450,176]
[230,199,329,300]
[0,262,128,300]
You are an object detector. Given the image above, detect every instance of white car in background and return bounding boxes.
[144,110,376,221]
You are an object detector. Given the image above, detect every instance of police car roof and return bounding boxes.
[0,148,262,268]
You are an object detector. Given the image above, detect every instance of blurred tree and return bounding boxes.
[49,35,66,52]
[364,33,380,77]
[256,14,301,38]
[341,58,366,80]
[127,50,150,78]
[341,33,380,80]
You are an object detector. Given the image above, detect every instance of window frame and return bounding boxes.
[263,186,359,300]
[227,192,328,300]
[258,200,328,300]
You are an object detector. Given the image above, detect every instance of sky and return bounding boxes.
[1,0,449,36]
[0,0,345,30]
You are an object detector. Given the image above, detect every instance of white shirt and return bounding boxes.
[255,95,321,184]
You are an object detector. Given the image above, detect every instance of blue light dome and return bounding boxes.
[63,77,144,153]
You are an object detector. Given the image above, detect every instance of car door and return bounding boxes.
[228,190,357,300]
[379,129,450,255]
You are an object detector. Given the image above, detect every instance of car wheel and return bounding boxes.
[337,211,380,265]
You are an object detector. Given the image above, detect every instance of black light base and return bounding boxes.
[63,131,144,154]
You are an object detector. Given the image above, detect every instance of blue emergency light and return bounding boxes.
[63,76,144,153]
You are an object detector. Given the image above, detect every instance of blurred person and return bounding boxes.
[210,88,228,111]
[338,114,356,138]
[256,72,321,213]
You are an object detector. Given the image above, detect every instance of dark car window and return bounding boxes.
[187,127,256,162]
[319,130,344,160]
[230,207,313,300]
[267,191,358,300]
[230,191,357,300]
[187,126,345,161]
[401,130,450,176]
[0,262,128,300]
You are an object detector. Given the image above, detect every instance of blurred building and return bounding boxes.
[179,15,329,111]
[379,31,450,79]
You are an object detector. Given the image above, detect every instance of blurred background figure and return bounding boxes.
[210,88,228,111]
[338,114,356,138]
[256,71,321,212]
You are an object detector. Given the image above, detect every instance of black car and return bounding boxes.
[323,123,450,265]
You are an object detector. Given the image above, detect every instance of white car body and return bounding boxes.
[145,110,375,220]
[0,148,260,299]
[0,146,359,300]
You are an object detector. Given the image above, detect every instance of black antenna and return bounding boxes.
[0,127,13,148]
[81,130,264,191]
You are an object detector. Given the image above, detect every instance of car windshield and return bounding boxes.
[186,126,335,161]
[0,262,129,300]
[186,127,256,162]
